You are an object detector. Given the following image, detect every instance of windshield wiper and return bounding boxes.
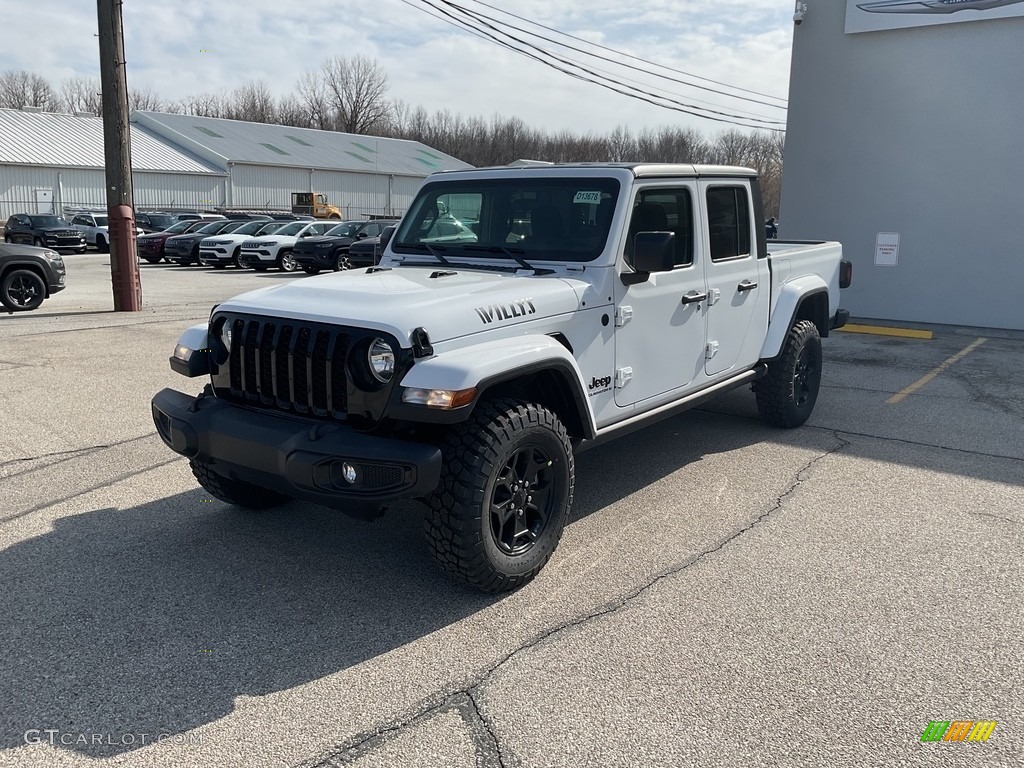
[401,242,453,266]
[463,244,551,274]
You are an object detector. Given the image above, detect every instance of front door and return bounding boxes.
[700,181,770,376]
[613,183,708,407]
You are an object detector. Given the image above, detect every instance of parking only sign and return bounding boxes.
[875,232,899,267]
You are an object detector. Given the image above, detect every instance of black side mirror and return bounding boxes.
[632,231,676,273]
[356,231,368,239]
[379,226,396,254]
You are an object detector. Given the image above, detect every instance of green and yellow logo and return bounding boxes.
[920,720,997,743]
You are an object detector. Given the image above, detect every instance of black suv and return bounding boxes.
[3,214,87,252]
[292,219,398,274]
[0,242,67,312]
[164,220,251,266]
[345,225,397,268]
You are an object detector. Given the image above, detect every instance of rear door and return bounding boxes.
[700,180,770,376]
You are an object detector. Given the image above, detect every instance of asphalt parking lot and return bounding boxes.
[1,255,1021,768]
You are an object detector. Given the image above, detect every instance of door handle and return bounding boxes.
[737,280,758,292]
[681,291,708,305]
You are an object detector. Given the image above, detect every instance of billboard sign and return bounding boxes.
[846,0,1024,33]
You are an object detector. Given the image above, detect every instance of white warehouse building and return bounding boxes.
[0,107,471,221]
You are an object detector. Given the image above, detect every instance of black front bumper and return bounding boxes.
[152,388,442,507]
[292,248,335,267]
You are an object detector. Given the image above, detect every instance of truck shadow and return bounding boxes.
[0,410,763,758]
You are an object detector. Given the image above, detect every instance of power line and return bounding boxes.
[403,0,785,131]
[448,0,788,111]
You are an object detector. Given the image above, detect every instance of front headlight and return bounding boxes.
[367,338,395,382]
[42,249,63,263]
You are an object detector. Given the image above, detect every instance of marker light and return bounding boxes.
[402,387,477,409]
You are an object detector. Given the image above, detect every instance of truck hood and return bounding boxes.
[215,266,583,344]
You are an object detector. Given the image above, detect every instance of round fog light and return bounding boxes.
[342,462,358,484]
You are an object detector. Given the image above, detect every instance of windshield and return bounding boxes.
[392,177,620,263]
[273,222,306,237]
[256,221,287,235]
[197,221,229,234]
[233,220,269,235]
[30,216,70,228]
[146,214,176,229]
[324,222,360,237]
[164,220,194,234]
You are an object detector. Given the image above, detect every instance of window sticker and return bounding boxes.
[573,191,602,204]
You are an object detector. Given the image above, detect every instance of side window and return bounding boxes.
[626,188,694,267]
[365,223,380,237]
[706,186,751,262]
[72,216,85,225]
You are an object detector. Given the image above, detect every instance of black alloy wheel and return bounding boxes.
[489,445,559,556]
[1,269,46,311]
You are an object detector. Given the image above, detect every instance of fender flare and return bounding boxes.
[394,335,597,438]
[760,277,829,360]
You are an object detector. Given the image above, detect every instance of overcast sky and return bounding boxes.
[3,0,794,137]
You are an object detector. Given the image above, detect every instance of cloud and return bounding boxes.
[3,0,792,135]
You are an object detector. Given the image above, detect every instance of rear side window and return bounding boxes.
[706,186,751,262]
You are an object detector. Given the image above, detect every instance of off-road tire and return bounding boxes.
[425,398,574,592]
[1,268,46,311]
[755,319,822,428]
[189,459,289,510]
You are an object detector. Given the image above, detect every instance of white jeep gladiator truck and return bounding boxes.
[152,164,851,592]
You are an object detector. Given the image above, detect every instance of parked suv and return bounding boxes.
[165,220,252,266]
[199,220,286,269]
[292,219,399,274]
[4,214,86,252]
[0,241,67,312]
[67,211,143,252]
[345,225,397,268]
[238,220,337,272]
[138,220,211,264]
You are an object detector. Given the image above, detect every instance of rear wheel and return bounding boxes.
[190,459,290,509]
[1,268,47,312]
[425,398,574,592]
[333,251,352,271]
[755,320,822,428]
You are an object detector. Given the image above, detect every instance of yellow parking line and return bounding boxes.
[886,337,987,404]
[839,324,934,339]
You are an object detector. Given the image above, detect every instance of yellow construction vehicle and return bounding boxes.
[291,192,342,219]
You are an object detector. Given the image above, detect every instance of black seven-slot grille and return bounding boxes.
[223,315,350,419]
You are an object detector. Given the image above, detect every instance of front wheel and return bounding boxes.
[277,249,298,272]
[231,247,242,268]
[96,235,108,253]
[333,252,352,272]
[425,398,574,592]
[755,319,822,428]
[190,459,289,509]
[1,268,47,311]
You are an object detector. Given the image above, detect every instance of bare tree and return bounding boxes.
[319,55,392,134]
[60,76,103,115]
[128,85,163,112]
[226,80,276,123]
[296,70,330,130]
[0,70,60,110]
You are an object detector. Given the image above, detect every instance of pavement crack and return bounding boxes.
[966,511,1022,526]
[298,433,848,768]
[0,433,156,470]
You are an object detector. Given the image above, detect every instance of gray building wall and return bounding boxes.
[228,164,424,218]
[0,165,226,218]
[779,5,1024,330]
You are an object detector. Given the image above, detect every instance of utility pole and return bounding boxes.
[97,0,142,310]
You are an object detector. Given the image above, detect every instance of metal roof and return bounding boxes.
[0,108,223,174]
[132,111,473,177]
